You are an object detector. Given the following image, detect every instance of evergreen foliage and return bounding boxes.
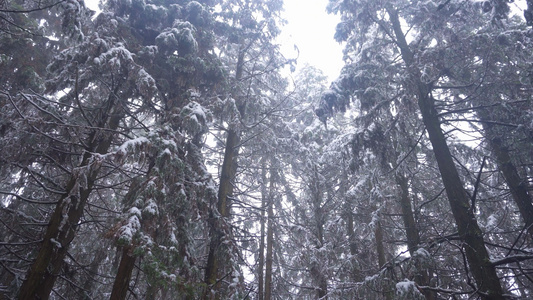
[1,0,533,299]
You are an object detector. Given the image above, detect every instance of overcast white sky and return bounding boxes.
[279,0,344,81]
[85,0,344,81]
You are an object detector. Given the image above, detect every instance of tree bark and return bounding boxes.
[203,46,245,300]
[387,7,504,299]
[203,128,240,300]
[109,246,136,300]
[18,103,123,300]
[257,160,267,300]
[374,218,393,300]
[264,163,274,300]
[310,166,328,300]
[481,116,533,238]
[396,174,436,300]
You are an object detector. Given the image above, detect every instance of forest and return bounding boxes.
[2,0,533,299]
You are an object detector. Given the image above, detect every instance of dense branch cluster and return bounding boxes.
[1,0,533,299]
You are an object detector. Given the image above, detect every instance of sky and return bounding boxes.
[85,0,345,81]
[279,0,344,81]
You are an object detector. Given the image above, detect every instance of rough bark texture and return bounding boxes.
[481,118,533,237]
[388,7,504,299]
[18,105,122,300]
[203,48,245,300]
[203,129,239,300]
[109,246,136,300]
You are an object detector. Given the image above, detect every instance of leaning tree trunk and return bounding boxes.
[479,110,533,238]
[18,101,123,300]
[388,7,504,299]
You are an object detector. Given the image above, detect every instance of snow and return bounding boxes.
[135,68,157,97]
[162,148,172,156]
[413,247,430,259]
[485,214,498,231]
[50,238,62,249]
[117,136,149,155]
[396,279,418,295]
[143,199,159,215]
[118,214,141,243]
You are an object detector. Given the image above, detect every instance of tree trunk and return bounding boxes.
[109,246,136,300]
[396,174,436,300]
[341,160,361,282]
[258,160,267,300]
[396,174,420,254]
[374,218,393,300]
[310,166,328,300]
[387,8,504,299]
[264,163,274,300]
[481,115,533,238]
[203,46,245,300]
[203,128,240,300]
[18,104,123,300]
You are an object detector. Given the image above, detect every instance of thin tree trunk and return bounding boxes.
[310,166,328,300]
[203,128,240,300]
[264,163,274,300]
[203,47,245,300]
[387,7,504,299]
[396,174,436,300]
[341,159,361,282]
[396,174,420,254]
[258,160,267,300]
[18,103,123,300]
[374,218,392,300]
[108,176,146,300]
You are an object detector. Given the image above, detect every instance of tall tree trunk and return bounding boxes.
[203,47,245,300]
[396,174,420,254]
[310,166,328,300]
[108,176,147,300]
[109,246,136,300]
[203,129,239,299]
[374,217,392,300]
[387,7,504,299]
[341,159,361,282]
[396,174,436,300]
[258,160,267,300]
[480,114,533,238]
[264,162,275,300]
[18,103,123,300]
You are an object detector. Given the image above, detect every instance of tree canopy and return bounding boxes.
[2,0,533,299]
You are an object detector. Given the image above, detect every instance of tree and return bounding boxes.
[316,0,533,298]
[202,0,286,298]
